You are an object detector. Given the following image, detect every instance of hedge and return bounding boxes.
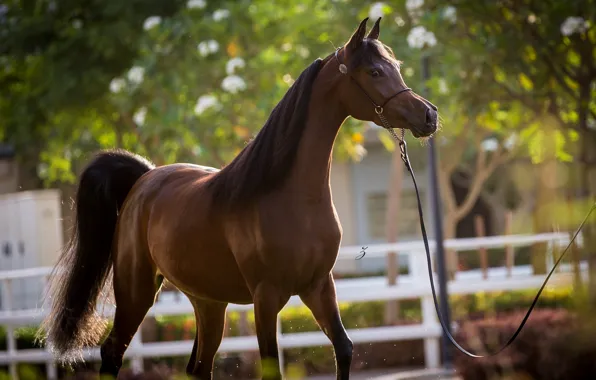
[453,308,596,380]
[0,286,576,378]
[144,286,574,376]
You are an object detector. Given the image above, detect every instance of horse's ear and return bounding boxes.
[367,17,381,40]
[347,17,369,51]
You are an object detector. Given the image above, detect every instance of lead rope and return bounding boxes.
[381,123,596,358]
[334,49,596,356]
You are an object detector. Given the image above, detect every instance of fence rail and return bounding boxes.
[0,232,583,380]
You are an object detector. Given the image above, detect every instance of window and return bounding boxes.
[366,190,424,240]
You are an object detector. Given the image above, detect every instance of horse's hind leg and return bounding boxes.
[186,298,228,380]
[99,242,158,378]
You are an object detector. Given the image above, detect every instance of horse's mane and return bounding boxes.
[207,55,332,210]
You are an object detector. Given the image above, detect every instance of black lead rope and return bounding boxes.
[334,46,596,356]
[395,135,596,358]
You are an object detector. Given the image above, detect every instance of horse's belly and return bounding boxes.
[153,245,253,304]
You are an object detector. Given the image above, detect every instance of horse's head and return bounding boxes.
[334,18,438,138]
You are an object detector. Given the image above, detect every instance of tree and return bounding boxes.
[421,0,596,293]
[17,0,370,187]
[0,0,187,188]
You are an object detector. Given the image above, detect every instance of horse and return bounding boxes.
[39,17,438,380]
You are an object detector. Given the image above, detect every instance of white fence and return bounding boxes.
[0,232,584,380]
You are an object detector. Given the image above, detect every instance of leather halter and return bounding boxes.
[334,48,412,128]
[334,47,408,161]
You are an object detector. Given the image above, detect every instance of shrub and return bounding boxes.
[452,308,596,380]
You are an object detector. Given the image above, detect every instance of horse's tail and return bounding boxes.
[39,149,154,363]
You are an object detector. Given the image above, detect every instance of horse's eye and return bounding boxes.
[370,69,381,77]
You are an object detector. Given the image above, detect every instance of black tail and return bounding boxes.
[38,149,154,363]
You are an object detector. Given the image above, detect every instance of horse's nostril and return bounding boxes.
[425,109,437,127]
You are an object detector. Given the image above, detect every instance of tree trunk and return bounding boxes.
[384,149,405,325]
[16,143,43,191]
[581,132,596,307]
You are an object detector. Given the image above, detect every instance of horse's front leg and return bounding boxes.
[253,282,290,380]
[300,273,353,380]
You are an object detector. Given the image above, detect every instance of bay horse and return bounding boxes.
[40,18,438,380]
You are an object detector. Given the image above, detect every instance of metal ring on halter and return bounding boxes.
[374,106,383,114]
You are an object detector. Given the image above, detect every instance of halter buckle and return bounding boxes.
[374,106,383,115]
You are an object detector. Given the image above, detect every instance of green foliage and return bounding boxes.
[422,0,596,161]
[3,0,593,208]
[0,0,186,168]
[3,0,388,185]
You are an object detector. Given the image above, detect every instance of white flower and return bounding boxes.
[504,134,518,150]
[443,6,456,23]
[72,19,83,29]
[560,16,589,36]
[438,78,449,94]
[213,9,230,21]
[187,0,206,9]
[394,16,405,27]
[481,138,498,152]
[109,78,126,93]
[368,2,385,20]
[197,43,210,56]
[405,0,424,19]
[221,75,247,94]
[208,40,219,52]
[406,25,437,49]
[37,163,48,178]
[226,57,246,75]
[133,107,147,126]
[406,0,424,11]
[194,95,222,115]
[354,144,367,161]
[296,45,310,58]
[127,66,145,85]
[197,40,219,56]
[192,145,203,156]
[282,74,294,85]
[143,16,161,30]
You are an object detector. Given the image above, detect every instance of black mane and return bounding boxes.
[206,57,327,210]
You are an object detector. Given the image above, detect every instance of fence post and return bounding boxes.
[130,331,144,374]
[42,275,58,380]
[474,215,489,279]
[504,211,514,277]
[276,314,284,375]
[1,279,18,380]
[413,252,440,369]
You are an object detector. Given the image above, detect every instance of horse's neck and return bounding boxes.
[287,89,347,200]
